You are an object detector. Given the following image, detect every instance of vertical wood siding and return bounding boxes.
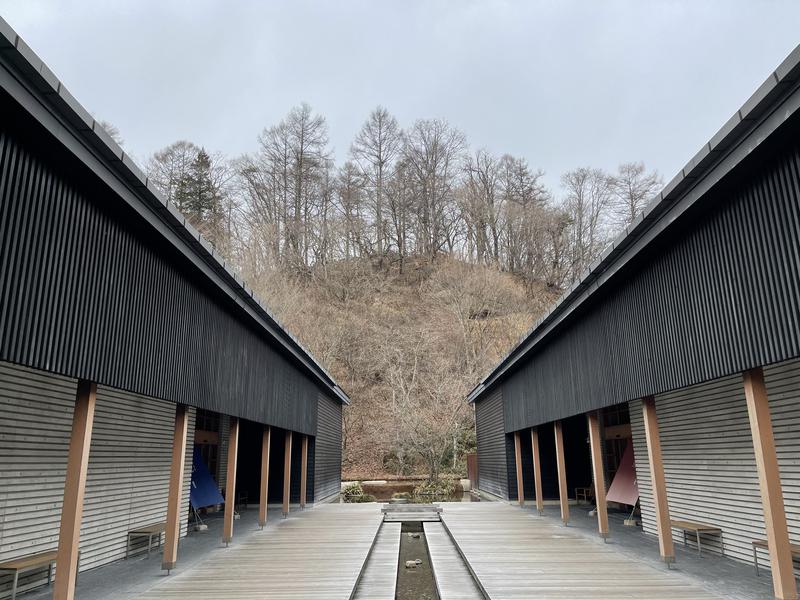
[0,116,324,434]
[0,361,195,599]
[314,393,342,502]
[498,116,800,429]
[475,388,508,499]
[630,358,800,576]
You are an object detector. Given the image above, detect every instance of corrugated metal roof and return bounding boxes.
[468,43,800,404]
[0,16,350,405]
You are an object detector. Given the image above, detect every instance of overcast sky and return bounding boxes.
[2,1,799,191]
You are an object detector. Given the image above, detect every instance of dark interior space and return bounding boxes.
[267,427,286,503]
[601,402,631,484]
[234,422,311,506]
[507,414,593,501]
[234,419,266,507]
[234,426,314,505]
[562,414,593,496]
[535,424,560,499]
[288,431,304,503]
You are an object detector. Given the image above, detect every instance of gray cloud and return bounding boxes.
[2,0,798,191]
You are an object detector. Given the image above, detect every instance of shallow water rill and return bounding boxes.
[395,521,439,600]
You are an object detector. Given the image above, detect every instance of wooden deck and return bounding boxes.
[131,502,729,599]
[440,503,721,600]
[136,503,382,600]
[424,521,484,600]
[352,521,401,600]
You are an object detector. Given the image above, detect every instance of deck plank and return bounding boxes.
[424,521,484,600]
[440,503,722,600]
[352,522,401,600]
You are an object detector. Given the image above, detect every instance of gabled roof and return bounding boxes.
[468,43,800,404]
[0,16,349,405]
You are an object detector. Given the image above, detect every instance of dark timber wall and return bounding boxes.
[474,387,508,499]
[314,392,342,501]
[501,113,800,430]
[0,95,329,434]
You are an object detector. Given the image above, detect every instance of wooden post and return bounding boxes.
[222,417,239,546]
[587,411,609,540]
[283,431,293,517]
[554,420,569,525]
[259,426,271,528]
[530,428,544,514]
[513,431,525,506]
[743,368,798,600]
[300,434,309,509]
[642,396,675,564]
[162,404,189,572]
[53,380,96,600]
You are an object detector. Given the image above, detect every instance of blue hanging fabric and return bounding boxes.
[190,446,225,509]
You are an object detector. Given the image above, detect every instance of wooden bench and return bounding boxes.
[671,519,723,556]
[0,550,60,600]
[752,539,800,576]
[126,522,166,559]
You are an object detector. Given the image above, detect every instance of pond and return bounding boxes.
[341,479,481,503]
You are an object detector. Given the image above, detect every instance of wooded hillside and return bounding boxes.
[131,104,659,478]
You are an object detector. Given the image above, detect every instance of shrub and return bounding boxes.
[413,479,456,498]
[342,481,365,503]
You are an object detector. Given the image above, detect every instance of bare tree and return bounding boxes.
[98,120,124,146]
[286,103,330,270]
[147,141,236,253]
[561,167,614,281]
[611,162,662,226]
[351,107,402,266]
[333,161,367,260]
[147,141,199,204]
[497,155,549,278]
[462,149,501,265]
[403,119,466,261]
[237,104,331,273]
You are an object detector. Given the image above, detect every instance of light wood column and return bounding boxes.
[514,431,525,506]
[587,411,609,539]
[162,404,189,572]
[54,380,97,600]
[530,428,544,514]
[259,426,271,528]
[642,396,674,564]
[554,420,569,525]
[300,435,309,509]
[283,431,293,517]
[744,367,798,600]
[222,417,239,546]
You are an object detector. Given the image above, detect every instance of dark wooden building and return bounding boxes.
[470,45,800,600]
[0,17,347,600]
